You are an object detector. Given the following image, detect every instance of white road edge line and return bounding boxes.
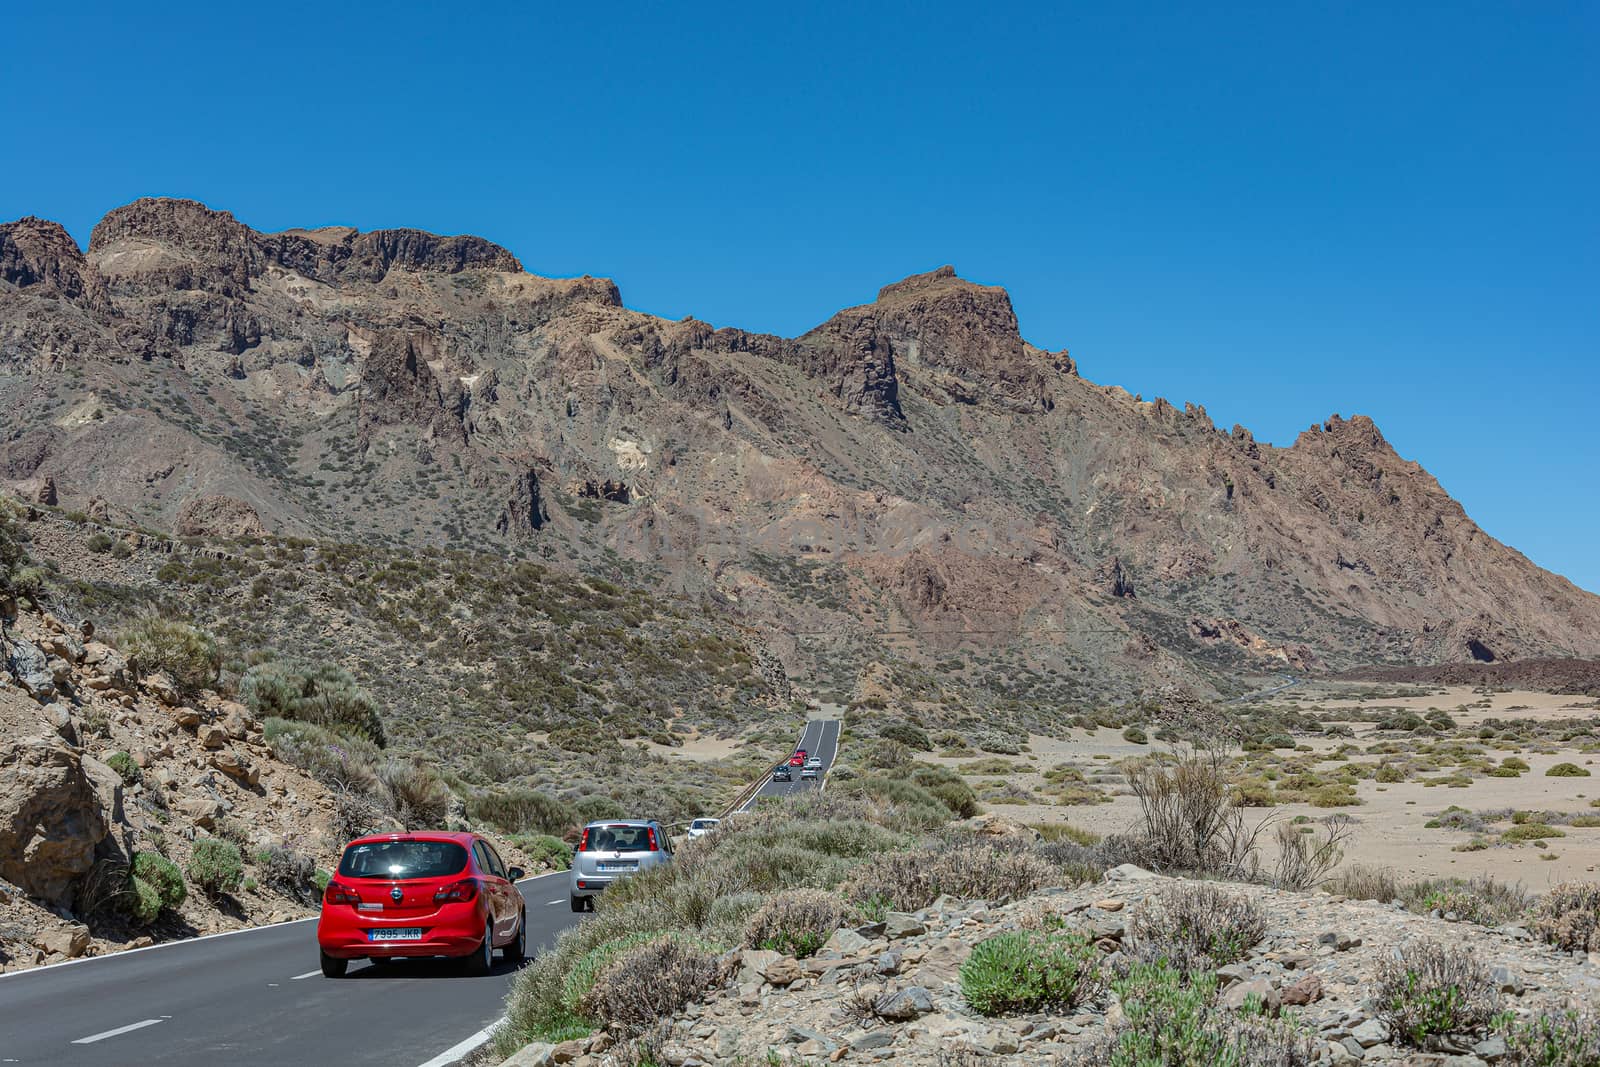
[414,1019,501,1067]
[546,899,564,905]
[0,871,568,984]
[71,1018,163,1044]
[289,969,322,980]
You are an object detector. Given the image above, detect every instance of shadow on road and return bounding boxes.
[336,956,528,980]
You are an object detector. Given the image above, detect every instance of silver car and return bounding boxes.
[570,820,673,912]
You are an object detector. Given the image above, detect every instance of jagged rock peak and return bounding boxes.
[0,216,110,309]
[87,197,523,280]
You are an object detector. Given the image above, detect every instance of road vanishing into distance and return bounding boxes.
[738,716,842,812]
[0,719,839,1067]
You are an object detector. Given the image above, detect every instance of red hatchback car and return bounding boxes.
[317,832,526,978]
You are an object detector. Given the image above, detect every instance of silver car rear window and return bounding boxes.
[583,825,651,852]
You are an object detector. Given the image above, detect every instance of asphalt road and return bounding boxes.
[0,718,841,1066]
[739,717,841,812]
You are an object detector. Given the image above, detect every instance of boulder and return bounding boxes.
[823,928,871,955]
[2,634,56,702]
[174,494,267,538]
[1105,864,1159,882]
[210,750,259,786]
[883,912,926,939]
[501,1043,555,1067]
[1221,977,1280,1014]
[34,923,90,959]
[0,689,110,904]
[874,985,934,1021]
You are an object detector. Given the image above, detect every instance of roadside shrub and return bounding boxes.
[1530,883,1600,952]
[1500,1011,1600,1066]
[468,787,576,836]
[879,722,932,751]
[255,845,320,905]
[510,833,573,871]
[130,851,186,918]
[127,875,164,925]
[106,751,142,786]
[1127,883,1265,970]
[1401,876,1529,926]
[960,930,1104,1015]
[743,888,849,958]
[579,934,727,1036]
[909,764,980,818]
[1122,726,1148,745]
[120,616,221,695]
[1502,757,1531,772]
[843,841,1056,912]
[836,776,953,831]
[240,661,385,746]
[1375,764,1406,783]
[1375,939,1502,1048]
[1324,863,1400,903]
[1079,963,1318,1067]
[1547,763,1591,778]
[188,838,245,897]
[377,759,451,828]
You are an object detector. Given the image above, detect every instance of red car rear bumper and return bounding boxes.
[317,900,487,959]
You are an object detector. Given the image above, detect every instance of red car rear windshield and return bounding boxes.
[338,840,469,880]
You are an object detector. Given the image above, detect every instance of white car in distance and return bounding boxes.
[686,817,721,840]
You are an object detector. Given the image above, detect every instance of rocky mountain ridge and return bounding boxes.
[3,198,1597,707]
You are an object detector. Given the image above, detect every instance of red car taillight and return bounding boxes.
[434,878,479,904]
[578,827,591,852]
[646,827,658,851]
[324,882,360,906]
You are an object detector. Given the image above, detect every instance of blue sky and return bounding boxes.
[4,3,1596,590]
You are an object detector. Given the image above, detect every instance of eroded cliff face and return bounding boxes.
[2,197,1596,701]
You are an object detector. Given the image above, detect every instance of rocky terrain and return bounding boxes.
[5,198,1599,717]
[525,867,1585,1067]
[0,602,339,972]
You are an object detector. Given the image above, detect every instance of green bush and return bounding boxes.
[1122,726,1149,745]
[1500,1011,1600,1066]
[1375,939,1502,1048]
[743,888,848,958]
[836,776,953,831]
[1323,864,1400,902]
[188,838,244,897]
[909,764,980,818]
[960,930,1103,1015]
[1401,876,1529,926]
[1080,963,1318,1067]
[120,617,221,695]
[510,833,574,871]
[126,876,164,925]
[1547,763,1591,778]
[85,532,115,553]
[240,661,385,746]
[879,722,932,751]
[468,788,576,836]
[106,751,142,786]
[130,852,186,916]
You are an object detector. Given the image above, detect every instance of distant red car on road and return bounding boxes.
[788,750,807,766]
[316,831,525,978]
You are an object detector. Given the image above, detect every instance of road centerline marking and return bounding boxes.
[72,1018,164,1044]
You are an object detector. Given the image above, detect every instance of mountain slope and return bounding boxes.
[3,198,1596,706]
